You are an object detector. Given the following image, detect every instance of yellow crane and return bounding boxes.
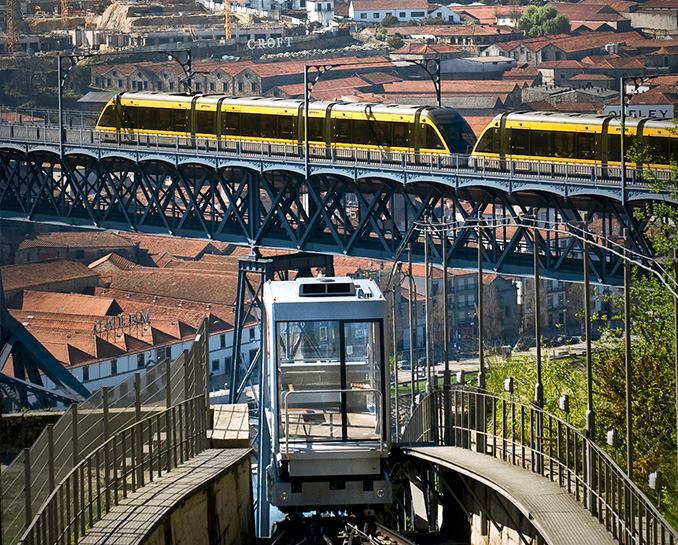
[224,0,231,40]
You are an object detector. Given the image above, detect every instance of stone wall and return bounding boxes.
[142,452,254,545]
[0,410,64,463]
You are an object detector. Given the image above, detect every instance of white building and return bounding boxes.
[308,0,335,26]
[349,0,429,24]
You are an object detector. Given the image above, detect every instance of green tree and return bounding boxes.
[516,5,570,38]
[387,35,404,49]
[381,13,399,27]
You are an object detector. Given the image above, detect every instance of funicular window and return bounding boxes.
[119,105,137,130]
[391,122,410,148]
[277,319,382,443]
[575,133,596,160]
[222,111,240,136]
[241,113,261,138]
[196,110,217,135]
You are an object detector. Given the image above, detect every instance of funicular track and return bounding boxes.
[268,517,417,545]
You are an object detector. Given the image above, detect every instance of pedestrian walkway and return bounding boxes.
[80,448,251,545]
[404,446,617,545]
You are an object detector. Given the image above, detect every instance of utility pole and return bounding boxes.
[624,229,633,479]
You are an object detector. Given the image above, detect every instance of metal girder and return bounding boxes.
[0,148,667,285]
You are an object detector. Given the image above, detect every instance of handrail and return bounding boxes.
[18,394,207,545]
[0,123,674,190]
[401,385,678,545]
[282,388,384,456]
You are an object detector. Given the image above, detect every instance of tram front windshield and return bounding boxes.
[277,320,383,443]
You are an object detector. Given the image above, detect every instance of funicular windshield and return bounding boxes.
[277,319,383,444]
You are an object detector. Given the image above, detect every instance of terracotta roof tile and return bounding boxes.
[14,290,122,316]
[387,24,517,37]
[88,252,136,271]
[119,233,217,259]
[18,231,135,251]
[1,260,99,294]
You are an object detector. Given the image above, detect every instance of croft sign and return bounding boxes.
[247,37,293,50]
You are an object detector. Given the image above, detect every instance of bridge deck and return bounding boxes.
[403,446,617,545]
[80,448,250,545]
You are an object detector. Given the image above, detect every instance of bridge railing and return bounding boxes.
[0,122,674,186]
[1,321,209,545]
[17,394,207,545]
[401,385,677,545]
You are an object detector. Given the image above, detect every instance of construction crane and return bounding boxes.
[61,0,73,25]
[224,0,231,40]
[6,0,19,54]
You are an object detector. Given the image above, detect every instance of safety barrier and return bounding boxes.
[401,385,678,545]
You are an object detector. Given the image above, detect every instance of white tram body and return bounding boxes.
[263,277,392,510]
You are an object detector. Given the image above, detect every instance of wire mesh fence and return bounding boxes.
[1,320,209,545]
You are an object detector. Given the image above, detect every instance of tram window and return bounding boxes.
[156,108,172,131]
[423,124,444,150]
[439,121,475,154]
[172,109,190,133]
[353,119,372,145]
[332,118,351,143]
[531,130,552,157]
[308,117,324,141]
[369,119,388,146]
[553,132,574,158]
[391,122,409,148]
[260,114,277,138]
[648,136,671,163]
[575,133,596,160]
[136,106,157,130]
[120,106,137,130]
[475,128,497,154]
[98,105,116,128]
[279,116,296,140]
[222,112,240,136]
[608,134,621,162]
[241,113,261,138]
[196,110,216,135]
[509,128,529,154]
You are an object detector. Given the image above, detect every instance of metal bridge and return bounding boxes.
[1,121,676,285]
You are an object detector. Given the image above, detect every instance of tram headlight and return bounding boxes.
[376,488,385,498]
[280,491,289,501]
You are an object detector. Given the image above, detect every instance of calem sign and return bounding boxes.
[247,36,293,50]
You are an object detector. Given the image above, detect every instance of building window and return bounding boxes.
[222,82,228,92]
[251,82,256,92]
[361,12,367,18]
[224,357,232,372]
[249,348,258,364]
[195,82,201,91]
[220,334,226,348]
[210,82,215,91]
[157,82,163,91]
[165,346,171,360]
[111,359,117,375]
[212,359,220,372]
[249,328,255,341]
[137,353,145,369]
[373,12,379,18]
[411,11,425,16]
[82,366,89,382]
[75,249,85,259]
[169,82,175,90]
[399,11,405,17]
[238,82,243,92]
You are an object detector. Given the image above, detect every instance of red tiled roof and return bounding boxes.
[13,290,122,316]
[387,24,517,37]
[393,43,460,55]
[18,231,135,251]
[1,260,99,293]
[119,233,217,259]
[569,73,613,81]
[88,252,136,271]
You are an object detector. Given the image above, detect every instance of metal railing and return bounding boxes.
[18,394,207,545]
[0,122,674,189]
[401,385,678,545]
[1,320,209,545]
